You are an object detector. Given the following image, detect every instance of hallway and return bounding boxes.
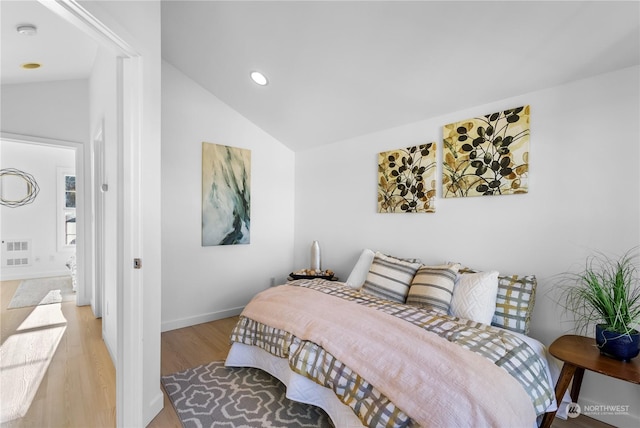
[0,279,115,427]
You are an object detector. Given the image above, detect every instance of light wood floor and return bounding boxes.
[1,279,115,427]
[1,279,613,427]
[147,315,240,427]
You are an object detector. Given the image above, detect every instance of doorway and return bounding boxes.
[0,135,86,305]
[2,0,155,424]
[35,1,158,426]
[0,136,93,424]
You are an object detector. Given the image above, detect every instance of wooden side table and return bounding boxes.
[540,335,640,428]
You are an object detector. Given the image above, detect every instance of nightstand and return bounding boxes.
[540,335,640,428]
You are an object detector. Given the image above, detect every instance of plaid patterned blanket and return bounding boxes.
[231,279,553,427]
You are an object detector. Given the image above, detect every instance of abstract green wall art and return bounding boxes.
[202,142,251,246]
[378,143,436,213]
[442,105,530,198]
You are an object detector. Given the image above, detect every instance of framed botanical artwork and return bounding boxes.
[442,105,530,198]
[378,143,436,213]
[202,142,251,246]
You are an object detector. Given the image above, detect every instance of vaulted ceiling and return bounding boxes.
[3,1,639,152]
[160,1,639,151]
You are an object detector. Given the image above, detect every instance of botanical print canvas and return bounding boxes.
[378,143,436,213]
[202,142,251,246]
[442,105,530,198]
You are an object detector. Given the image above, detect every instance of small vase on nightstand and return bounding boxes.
[310,241,321,271]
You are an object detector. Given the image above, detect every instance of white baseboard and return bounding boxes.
[144,389,165,426]
[75,296,91,306]
[103,334,116,366]
[0,269,71,281]
[161,306,244,332]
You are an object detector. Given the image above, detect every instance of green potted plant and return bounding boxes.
[558,248,640,361]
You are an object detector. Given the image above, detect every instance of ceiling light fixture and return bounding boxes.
[250,71,268,86]
[17,24,37,36]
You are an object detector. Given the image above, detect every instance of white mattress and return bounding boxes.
[226,331,570,427]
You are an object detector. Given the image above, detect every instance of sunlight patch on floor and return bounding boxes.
[0,303,67,423]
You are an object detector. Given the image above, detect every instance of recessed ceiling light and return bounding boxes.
[21,63,41,70]
[17,25,37,36]
[250,71,268,86]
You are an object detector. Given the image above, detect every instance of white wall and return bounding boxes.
[0,80,89,143]
[0,79,88,285]
[0,141,75,279]
[295,66,640,426]
[161,61,295,331]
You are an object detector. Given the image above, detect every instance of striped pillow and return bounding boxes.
[361,252,421,303]
[406,264,460,313]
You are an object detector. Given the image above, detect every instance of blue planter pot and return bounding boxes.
[595,324,640,362]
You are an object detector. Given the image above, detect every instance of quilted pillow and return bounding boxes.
[361,252,421,303]
[406,264,460,313]
[459,266,537,334]
[450,271,499,324]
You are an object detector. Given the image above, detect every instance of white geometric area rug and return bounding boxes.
[7,276,75,309]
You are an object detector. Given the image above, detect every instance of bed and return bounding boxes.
[226,250,568,427]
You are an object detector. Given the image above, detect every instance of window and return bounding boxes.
[64,175,76,245]
[58,168,76,250]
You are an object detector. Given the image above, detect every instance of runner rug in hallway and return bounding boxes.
[7,276,75,309]
[161,361,332,427]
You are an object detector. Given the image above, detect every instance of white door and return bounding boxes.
[92,125,105,318]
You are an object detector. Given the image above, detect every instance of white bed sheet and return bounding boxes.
[226,331,571,427]
[226,342,363,427]
[513,330,571,420]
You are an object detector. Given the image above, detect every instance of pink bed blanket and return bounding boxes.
[240,284,537,427]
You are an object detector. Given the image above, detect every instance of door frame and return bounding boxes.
[39,1,145,426]
[91,123,104,319]
[0,133,87,304]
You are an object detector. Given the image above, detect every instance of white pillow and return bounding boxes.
[450,271,499,325]
[345,249,375,289]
